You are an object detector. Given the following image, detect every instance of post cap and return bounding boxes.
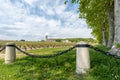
[76,42,89,47]
[6,42,15,46]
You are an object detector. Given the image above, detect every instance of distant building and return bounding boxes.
[46,39,56,42]
[45,35,70,43]
[45,35,48,41]
[45,35,56,42]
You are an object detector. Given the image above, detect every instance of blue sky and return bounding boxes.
[0,0,92,41]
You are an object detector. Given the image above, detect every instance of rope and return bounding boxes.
[15,45,76,58]
[88,45,120,59]
[15,44,120,59]
[3,44,120,59]
[0,46,5,52]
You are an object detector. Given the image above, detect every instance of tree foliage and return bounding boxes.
[68,0,114,46]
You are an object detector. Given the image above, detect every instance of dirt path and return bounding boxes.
[0,53,5,59]
[0,53,26,59]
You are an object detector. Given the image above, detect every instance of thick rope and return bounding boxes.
[0,46,5,52]
[4,44,120,59]
[15,45,76,58]
[88,45,120,59]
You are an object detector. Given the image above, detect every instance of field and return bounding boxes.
[0,41,75,53]
[0,41,120,80]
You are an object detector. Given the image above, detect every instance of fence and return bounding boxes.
[0,42,120,74]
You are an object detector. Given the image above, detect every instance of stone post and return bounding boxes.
[5,43,16,64]
[76,42,90,74]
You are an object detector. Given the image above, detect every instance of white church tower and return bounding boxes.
[45,35,48,41]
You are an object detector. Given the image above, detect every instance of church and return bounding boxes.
[45,35,56,42]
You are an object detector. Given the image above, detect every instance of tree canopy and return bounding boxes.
[68,0,114,47]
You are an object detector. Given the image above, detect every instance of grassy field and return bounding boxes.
[0,45,120,80]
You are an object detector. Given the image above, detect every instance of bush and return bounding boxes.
[55,39,62,42]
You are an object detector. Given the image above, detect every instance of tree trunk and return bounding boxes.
[114,0,120,44]
[107,0,114,48]
[109,0,120,56]
[107,17,114,48]
[102,27,107,46]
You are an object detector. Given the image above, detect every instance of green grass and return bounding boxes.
[0,45,120,80]
[26,47,70,55]
[88,45,120,80]
[116,44,120,48]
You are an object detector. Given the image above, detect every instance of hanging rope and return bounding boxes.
[3,44,120,59]
[88,45,120,59]
[0,46,5,52]
[15,45,76,58]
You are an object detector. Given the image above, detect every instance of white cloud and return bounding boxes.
[47,9,55,16]
[55,5,67,14]
[24,0,38,6]
[0,0,92,41]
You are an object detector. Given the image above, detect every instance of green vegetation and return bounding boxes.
[89,45,120,80]
[0,45,120,80]
[0,39,97,51]
[27,47,70,55]
[55,39,62,42]
[69,0,114,48]
[54,38,97,43]
[66,38,97,43]
[116,44,120,48]
[0,40,75,50]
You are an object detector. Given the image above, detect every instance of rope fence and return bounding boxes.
[89,45,120,59]
[1,43,120,59]
[2,42,120,74]
[15,45,76,58]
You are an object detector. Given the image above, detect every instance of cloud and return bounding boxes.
[0,0,92,41]
[24,0,38,6]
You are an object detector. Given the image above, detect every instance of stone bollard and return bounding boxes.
[76,42,90,74]
[5,43,16,64]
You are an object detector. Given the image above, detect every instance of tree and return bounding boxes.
[69,0,114,47]
[106,0,114,48]
[114,0,120,44]
[55,39,62,42]
[108,0,120,55]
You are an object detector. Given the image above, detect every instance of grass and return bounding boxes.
[26,47,70,55]
[116,44,120,48]
[0,45,120,80]
[88,45,120,80]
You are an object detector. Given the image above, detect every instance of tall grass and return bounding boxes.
[0,45,120,80]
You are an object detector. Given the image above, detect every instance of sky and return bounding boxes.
[0,0,92,41]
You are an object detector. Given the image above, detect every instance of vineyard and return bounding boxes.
[0,40,75,51]
[0,38,97,51]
